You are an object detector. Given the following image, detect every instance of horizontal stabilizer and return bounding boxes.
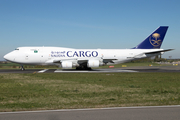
[144,49,174,54]
[134,49,173,58]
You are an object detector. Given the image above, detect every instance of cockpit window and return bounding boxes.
[15,48,19,50]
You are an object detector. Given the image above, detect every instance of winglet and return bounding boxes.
[133,26,168,49]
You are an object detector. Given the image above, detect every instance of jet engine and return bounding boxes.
[87,60,100,68]
[61,61,72,68]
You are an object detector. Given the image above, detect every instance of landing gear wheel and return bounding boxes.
[21,67,25,71]
[76,66,92,70]
[20,65,25,71]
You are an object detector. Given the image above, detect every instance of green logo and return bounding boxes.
[34,50,38,53]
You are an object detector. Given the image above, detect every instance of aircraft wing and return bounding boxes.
[53,58,118,64]
[53,59,77,63]
[47,58,118,67]
[103,59,117,63]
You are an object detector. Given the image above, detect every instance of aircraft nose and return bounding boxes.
[4,52,15,61]
[4,53,11,61]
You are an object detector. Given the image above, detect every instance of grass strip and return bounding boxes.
[0,73,180,112]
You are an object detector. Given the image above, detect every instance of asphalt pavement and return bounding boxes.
[0,106,180,120]
[1,66,180,73]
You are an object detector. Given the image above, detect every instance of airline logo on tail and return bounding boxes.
[149,33,162,47]
[133,26,168,49]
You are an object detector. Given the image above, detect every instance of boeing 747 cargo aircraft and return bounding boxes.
[4,26,173,70]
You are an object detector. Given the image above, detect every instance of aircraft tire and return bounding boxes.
[76,66,92,70]
[21,67,25,71]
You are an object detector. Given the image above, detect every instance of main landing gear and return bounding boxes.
[76,65,92,70]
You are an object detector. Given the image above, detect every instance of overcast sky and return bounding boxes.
[1,0,180,60]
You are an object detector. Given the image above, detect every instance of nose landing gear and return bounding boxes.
[20,65,25,71]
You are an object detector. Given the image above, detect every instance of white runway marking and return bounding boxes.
[55,70,89,73]
[0,105,180,114]
[116,70,138,72]
[54,69,138,73]
[36,69,138,73]
[38,69,49,73]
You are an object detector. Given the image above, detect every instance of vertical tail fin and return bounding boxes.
[133,26,168,49]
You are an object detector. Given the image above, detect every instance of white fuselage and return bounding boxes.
[3,26,172,69]
[4,47,163,67]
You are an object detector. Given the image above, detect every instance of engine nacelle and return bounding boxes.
[87,60,99,68]
[61,61,72,68]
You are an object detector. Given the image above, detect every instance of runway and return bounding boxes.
[0,66,180,73]
[0,106,180,120]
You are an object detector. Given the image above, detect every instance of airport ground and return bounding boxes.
[0,61,180,73]
[1,106,180,120]
[0,62,180,119]
[1,64,180,73]
[0,66,180,112]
